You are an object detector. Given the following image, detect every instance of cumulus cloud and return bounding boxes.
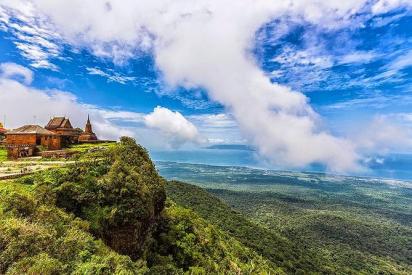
[144,106,201,148]
[1,1,410,171]
[0,62,33,84]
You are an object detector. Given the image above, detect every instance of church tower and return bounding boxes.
[78,115,98,142]
[85,115,93,133]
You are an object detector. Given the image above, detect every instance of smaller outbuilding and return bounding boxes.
[5,125,61,159]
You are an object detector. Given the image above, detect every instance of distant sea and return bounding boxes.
[150,149,412,181]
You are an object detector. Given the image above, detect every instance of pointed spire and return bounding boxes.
[85,115,93,133]
[79,114,98,141]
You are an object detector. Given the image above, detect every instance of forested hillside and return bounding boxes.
[166,181,331,274]
[161,163,412,274]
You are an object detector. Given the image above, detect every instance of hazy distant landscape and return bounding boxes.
[152,149,412,180]
[159,161,412,273]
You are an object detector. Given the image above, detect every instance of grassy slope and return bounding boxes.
[0,148,6,161]
[67,142,116,153]
[166,180,412,274]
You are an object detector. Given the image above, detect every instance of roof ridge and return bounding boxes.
[7,125,56,135]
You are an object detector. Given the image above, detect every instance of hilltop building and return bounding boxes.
[78,115,98,142]
[45,117,82,145]
[5,125,61,158]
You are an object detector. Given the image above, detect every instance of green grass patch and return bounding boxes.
[0,148,7,161]
[67,142,116,153]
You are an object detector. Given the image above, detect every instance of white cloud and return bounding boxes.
[190,113,245,145]
[370,11,406,27]
[98,109,145,124]
[1,0,410,171]
[144,106,201,148]
[0,62,33,84]
[191,113,237,129]
[353,116,412,154]
[338,51,378,65]
[86,67,137,84]
[271,46,380,91]
[14,42,58,70]
[388,49,412,71]
[0,2,62,70]
[325,94,412,110]
[273,47,334,69]
[372,0,412,14]
[398,113,412,123]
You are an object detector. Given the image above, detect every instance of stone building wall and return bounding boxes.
[6,145,36,159]
[6,134,37,145]
[41,135,61,150]
[5,134,62,158]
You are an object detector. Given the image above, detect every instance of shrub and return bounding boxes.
[1,192,35,217]
[7,253,64,275]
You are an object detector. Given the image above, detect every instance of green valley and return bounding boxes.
[160,162,412,274]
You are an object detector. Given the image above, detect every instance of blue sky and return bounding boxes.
[0,1,412,174]
[257,12,412,117]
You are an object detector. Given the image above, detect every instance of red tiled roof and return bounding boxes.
[45,117,65,129]
[6,125,56,135]
[45,117,73,130]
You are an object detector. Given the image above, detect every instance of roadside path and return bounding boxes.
[0,160,75,180]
